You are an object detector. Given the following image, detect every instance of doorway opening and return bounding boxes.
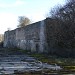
[36,44,39,52]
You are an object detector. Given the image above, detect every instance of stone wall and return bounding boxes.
[4,20,47,53]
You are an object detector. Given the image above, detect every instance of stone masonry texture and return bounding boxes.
[4,20,48,53]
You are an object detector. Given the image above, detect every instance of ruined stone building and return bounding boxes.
[4,18,59,53]
[4,20,46,53]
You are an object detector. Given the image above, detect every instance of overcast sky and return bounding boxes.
[0,0,66,34]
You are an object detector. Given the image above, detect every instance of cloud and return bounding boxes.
[25,12,46,23]
[0,0,66,34]
[0,13,18,34]
[14,0,25,6]
[0,0,26,8]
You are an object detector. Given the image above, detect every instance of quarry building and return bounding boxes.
[4,18,58,53]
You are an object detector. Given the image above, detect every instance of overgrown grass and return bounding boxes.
[3,48,75,74]
[29,53,75,73]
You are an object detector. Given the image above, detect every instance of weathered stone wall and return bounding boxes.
[4,30,16,48]
[4,20,47,53]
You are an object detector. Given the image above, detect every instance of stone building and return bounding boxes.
[4,19,48,53]
[3,18,75,57]
[4,18,59,53]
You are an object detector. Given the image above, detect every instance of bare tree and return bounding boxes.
[17,16,31,28]
[46,0,75,57]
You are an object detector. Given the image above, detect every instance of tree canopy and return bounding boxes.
[17,16,31,28]
[46,0,75,57]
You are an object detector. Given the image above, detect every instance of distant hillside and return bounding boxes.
[0,34,4,42]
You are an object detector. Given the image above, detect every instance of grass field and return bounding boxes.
[0,48,75,75]
[17,49,75,75]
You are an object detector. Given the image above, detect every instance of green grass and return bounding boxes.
[29,53,75,73]
[5,48,75,74]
